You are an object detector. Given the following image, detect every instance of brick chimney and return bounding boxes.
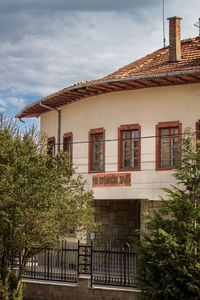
[167,16,182,62]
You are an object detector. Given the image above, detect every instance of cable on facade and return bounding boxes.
[53,130,198,146]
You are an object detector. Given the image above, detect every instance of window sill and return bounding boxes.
[88,170,105,174]
[156,167,178,171]
[118,167,141,172]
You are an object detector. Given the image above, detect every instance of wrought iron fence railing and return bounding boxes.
[23,241,78,282]
[22,241,137,288]
[91,244,137,288]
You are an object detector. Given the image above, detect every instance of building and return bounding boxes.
[17,17,200,246]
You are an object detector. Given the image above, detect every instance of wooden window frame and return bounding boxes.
[47,137,55,156]
[118,124,141,172]
[156,121,182,171]
[63,132,73,163]
[88,128,105,173]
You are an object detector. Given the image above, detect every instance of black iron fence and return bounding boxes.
[23,241,137,288]
[92,244,137,288]
[24,241,78,283]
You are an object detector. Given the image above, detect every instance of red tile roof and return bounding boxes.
[93,37,200,82]
[16,37,200,119]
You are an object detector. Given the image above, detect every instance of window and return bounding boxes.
[89,128,105,173]
[156,121,182,170]
[63,132,73,163]
[196,120,200,141]
[118,124,141,171]
[47,137,55,157]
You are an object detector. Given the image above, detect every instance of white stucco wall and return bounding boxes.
[40,83,200,201]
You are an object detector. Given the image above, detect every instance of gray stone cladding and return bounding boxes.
[93,200,140,247]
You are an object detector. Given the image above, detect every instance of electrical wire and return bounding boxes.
[54,130,199,146]
[47,131,199,180]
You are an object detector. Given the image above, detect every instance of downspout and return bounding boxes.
[39,102,61,153]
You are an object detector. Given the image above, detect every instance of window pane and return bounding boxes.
[64,137,72,163]
[123,131,131,168]
[93,135,99,142]
[133,150,139,168]
[92,133,103,171]
[171,128,178,136]
[132,131,139,168]
[93,141,99,170]
[197,123,200,142]
[100,135,103,170]
[123,131,130,140]
[160,127,179,168]
[171,134,179,167]
[133,130,138,139]
[122,129,139,169]
[160,129,170,168]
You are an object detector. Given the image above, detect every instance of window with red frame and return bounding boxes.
[156,122,181,170]
[118,124,141,171]
[47,137,55,157]
[89,128,105,172]
[63,133,73,163]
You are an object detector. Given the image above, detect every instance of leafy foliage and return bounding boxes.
[135,129,200,300]
[0,115,95,300]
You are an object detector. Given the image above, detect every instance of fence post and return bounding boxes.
[91,240,93,287]
[120,245,123,286]
[123,248,126,286]
[127,245,130,286]
[105,243,107,283]
[108,242,111,285]
[31,254,33,278]
[34,254,36,279]
[61,240,63,281]
[50,250,53,280]
[47,250,50,280]
[64,240,67,279]
[78,240,80,277]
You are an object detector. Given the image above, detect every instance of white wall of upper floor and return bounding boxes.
[40,83,200,201]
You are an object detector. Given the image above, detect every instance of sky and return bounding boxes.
[1,0,200,130]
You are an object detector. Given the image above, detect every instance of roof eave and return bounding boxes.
[16,69,200,119]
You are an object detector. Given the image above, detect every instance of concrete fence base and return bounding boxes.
[23,276,140,300]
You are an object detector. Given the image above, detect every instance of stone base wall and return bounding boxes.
[23,278,139,300]
[94,200,140,247]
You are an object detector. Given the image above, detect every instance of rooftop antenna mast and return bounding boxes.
[194,18,200,36]
[162,0,166,47]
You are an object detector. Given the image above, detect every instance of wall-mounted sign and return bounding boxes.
[92,173,131,187]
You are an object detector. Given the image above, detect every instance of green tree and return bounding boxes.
[0,116,95,300]
[135,129,200,300]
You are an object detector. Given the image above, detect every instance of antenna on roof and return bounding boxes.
[162,0,166,47]
[194,18,200,36]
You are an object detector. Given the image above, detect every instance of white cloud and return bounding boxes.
[0,10,164,97]
[7,97,25,108]
[0,0,199,122]
[0,99,7,107]
[0,97,25,109]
